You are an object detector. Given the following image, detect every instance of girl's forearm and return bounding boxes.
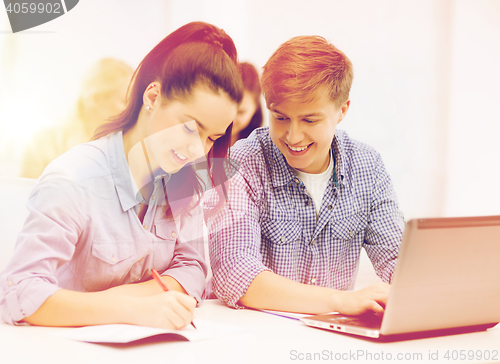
[23,276,189,327]
[23,289,138,327]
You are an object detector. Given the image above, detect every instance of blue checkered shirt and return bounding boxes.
[204,127,404,308]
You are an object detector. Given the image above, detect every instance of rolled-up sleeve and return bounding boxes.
[0,176,86,324]
[204,168,270,308]
[163,203,208,303]
[364,153,405,283]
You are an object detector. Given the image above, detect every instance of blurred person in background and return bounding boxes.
[20,58,133,178]
[230,62,263,146]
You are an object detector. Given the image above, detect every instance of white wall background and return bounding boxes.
[1,0,499,219]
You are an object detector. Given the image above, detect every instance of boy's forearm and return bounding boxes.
[239,271,389,316]
[238,271,339,314]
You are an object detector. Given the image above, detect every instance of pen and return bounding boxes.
[151,269,197,329]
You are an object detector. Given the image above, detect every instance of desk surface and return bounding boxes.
[0,300,499,364]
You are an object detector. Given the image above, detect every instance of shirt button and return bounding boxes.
[111,256,116,263]
[280,236,286,243]
[310,277,317,284]
[311,240,316,246]
[294,178,300,184]
[7,280,13,286]
[138,258,143,262]
[151,195,155,200]
[328,204,333,210]
[171,232,177,238]
[349,231,353,237]
[305,201,310,206]
[143,225,148,230]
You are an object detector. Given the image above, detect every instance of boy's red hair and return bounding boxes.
[261,35,353,108]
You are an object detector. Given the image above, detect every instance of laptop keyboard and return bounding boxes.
[325,313,384,329]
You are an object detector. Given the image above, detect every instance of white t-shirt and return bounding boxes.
[293,150,334,220]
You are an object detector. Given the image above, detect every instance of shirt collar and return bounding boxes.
[332,130,347,187]
[107,131,139,212]
[128,166,141,204]
[268,135,296,188]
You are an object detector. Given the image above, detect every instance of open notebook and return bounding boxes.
[52,319,244,344]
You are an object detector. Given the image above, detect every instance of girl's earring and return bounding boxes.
[146,106,151,111]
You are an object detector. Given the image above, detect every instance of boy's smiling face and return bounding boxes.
[269,91,350,174]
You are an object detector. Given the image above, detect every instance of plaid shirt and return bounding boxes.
[204,127,404,308]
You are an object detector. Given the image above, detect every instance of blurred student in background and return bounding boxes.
[20,58,133,178]
[230,62,263,146]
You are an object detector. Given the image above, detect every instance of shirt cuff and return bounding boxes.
[213,260,271,309]
[163,265,206,304]
[1,277,60,325]
[381,258,398,284]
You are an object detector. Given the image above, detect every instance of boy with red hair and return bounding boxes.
[205,36,404,315]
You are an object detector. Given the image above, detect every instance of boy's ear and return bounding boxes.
[337,100,350,124]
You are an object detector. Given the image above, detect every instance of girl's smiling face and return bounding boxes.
[142,83,237,174]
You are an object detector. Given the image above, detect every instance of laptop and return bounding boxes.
[301,215,500,341]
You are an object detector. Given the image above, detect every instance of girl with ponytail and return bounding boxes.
[0,22,243,329]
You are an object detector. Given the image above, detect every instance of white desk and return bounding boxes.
[0,300,499,364]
